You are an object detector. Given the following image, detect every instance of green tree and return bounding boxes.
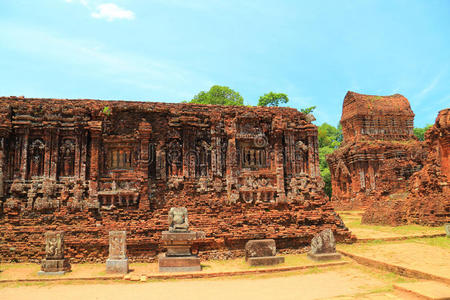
[318,123,342,148]
[300,106,316,115]
[257,92,289,107]
[414,124,432,141]
[186,85,244,106]
[317,123,343,199]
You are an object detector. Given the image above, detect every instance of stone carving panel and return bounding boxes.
[109,231,127,260]
[45,231,65,260]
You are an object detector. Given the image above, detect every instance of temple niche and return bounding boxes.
[0,96,352,263]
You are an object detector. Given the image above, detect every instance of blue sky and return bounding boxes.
[0,0,448,127]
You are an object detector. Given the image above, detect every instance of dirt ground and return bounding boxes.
[0,254,348,281]
[339,241,450,280]
[0,266,404,300]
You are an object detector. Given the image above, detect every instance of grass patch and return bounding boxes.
[338,211,444,236]
[407,237,450,249]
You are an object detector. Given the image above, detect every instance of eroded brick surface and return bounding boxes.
[362,109,450,226]
[0,97,353,262]
[327,91,449,225]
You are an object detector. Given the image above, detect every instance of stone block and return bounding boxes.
[307,252,341,261]
[247,256,285,266]
[108,231,127,260]
[245,239,276,260]
[106,258,129,274]
[161,231,198,242]
[166,245,192,257]
[445,224,450,237]
[158,256,201,272]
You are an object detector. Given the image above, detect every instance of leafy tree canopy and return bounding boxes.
[317,122,343,199]
[257,92,289,107]
[414,124,432,141]
[318,123,343,148]
[187,85,244,106]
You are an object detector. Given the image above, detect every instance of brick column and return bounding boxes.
[137,120,151,210]
[0,137,5,198]
[225,119,239,203]
[20,128,29,180]
[273,116,286,202]
[50,129,59,180]
[88,121,102,208]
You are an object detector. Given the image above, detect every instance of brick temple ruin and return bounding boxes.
[327,91,449,225]
[0,97,353,262]
[362,108,450,225]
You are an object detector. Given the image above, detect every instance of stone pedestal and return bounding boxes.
[307,252,342,261]
[38,231,71,275]
[106,231,128,274]
[159,256,201,272]
[106,258,129,273]
[247,256,285,266]
[159,231,202,272]
[38,258,71,275]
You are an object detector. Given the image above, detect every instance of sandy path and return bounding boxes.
[345,243,450,279]
[0,268,388,300]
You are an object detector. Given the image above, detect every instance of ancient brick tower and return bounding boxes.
[362,108,450,225]
[0,97,352,262]
[340,91,415,142]
[328,92,449,226]
[327,91,426,210]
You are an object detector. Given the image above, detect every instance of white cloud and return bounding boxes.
[91,3,135,21]
[64,1,134,21]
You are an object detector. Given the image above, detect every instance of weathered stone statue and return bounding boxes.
[168,207,189,232]
[159,207,203,272]
[106,231,128,274]
[38,231,71,275]
[445,223,450,237]
[307,229,341,261]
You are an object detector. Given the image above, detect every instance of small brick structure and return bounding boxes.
[245,239,284,266]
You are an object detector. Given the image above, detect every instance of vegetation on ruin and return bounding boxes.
[257,92,289,107]
[300,106,316,114]
[102,106,111,116]
[185,85,244,106]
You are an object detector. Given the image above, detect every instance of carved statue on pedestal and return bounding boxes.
[168,207,189,232]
